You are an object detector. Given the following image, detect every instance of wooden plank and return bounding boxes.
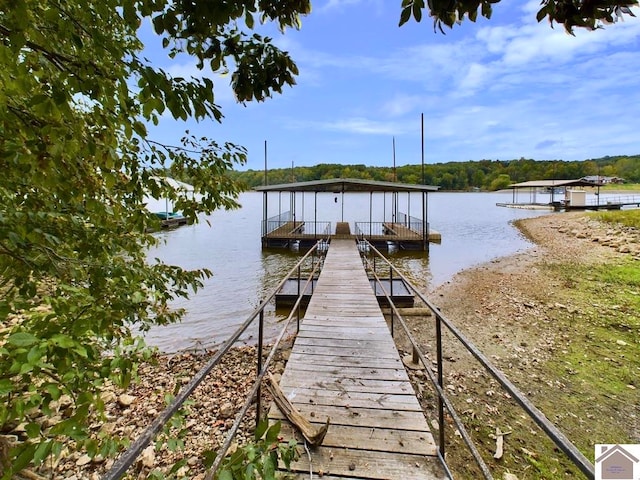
[293,336,398,350]
[285,447,442,479]
[289,344,400,359]
[281,364,408,381]
[287,352,402,368]
[270,404,429,431]
[280,372,413,394]
[271,387,421,411]
[276,422,437,455]
[277,377,415,395]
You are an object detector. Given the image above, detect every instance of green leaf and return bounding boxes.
[412,1,423,22]
[33,439,52,466]
[254,417,269,441]
[245,10,254,29]
[169,458,187,474]
[262,453,276,480]
[202,449,216,469]
[536,5,548,22]
[218,468,233,480]
[7,332,39,347]
[0,379,14,395]
[265,421,281,443]
[25,422,41,439]
[51,334,75,348]
[399,6,412,26]
[11,443,37,474]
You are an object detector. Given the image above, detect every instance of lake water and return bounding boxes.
[144,191,554,352]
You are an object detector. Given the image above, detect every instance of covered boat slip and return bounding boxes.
[269,239,444,479]
[498,178,619,210]
[256,178,440,250]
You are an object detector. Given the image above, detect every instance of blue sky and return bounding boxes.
[143,0,640,171]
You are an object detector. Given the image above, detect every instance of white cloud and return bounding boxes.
[458,63,491,94]
[288,116,410,135]
[380,94,423,117]
[316,0,383,15]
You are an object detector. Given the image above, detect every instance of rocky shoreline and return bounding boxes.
[28,341,293,480]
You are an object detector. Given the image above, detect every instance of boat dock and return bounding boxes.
[256,179,441,251]
[269,239,444,479]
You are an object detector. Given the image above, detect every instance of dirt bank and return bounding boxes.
[402,211,639,479]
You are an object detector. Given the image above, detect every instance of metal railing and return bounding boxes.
[263,211,292,235]
[397,211,425,234]
[355,222,426,240]
[102,241,327,480]
[361,240,595,480]
[354,222,386,238]
[285,221,331,239]
[586,194,640,207]
[263,214,331,240]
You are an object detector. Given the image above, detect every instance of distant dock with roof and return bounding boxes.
[498,178,640,211]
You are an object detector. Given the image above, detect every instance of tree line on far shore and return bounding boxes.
[220,155,640,191]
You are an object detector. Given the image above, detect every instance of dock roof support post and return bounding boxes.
[423,191,428,251]
[369,191,373,238]
[314,192,317,238]
[262,191,268,238]
[383,192,387,223]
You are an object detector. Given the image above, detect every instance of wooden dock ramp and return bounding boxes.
[269,239,444,479]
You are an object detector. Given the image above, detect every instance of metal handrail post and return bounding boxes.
[436,314,445,458]
[297,265,301,332]
[256,310,264,427]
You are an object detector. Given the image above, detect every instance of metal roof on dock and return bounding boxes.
[254,178,440,193]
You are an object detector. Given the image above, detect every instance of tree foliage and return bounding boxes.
[230,155,640,191]
[399,0,638,34]
[0,0,309,475]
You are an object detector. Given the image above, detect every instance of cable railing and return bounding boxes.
[361,239,595,480]
[102,240,327,480]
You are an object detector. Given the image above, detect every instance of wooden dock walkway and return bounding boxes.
[269,239,444,479]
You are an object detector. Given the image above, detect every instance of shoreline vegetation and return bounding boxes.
[22,209,639,480]
[219,157,640,192]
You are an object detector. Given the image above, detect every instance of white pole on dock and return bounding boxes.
[392,137,397,223]
[421,113,428,250]
[263,141,268,238]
